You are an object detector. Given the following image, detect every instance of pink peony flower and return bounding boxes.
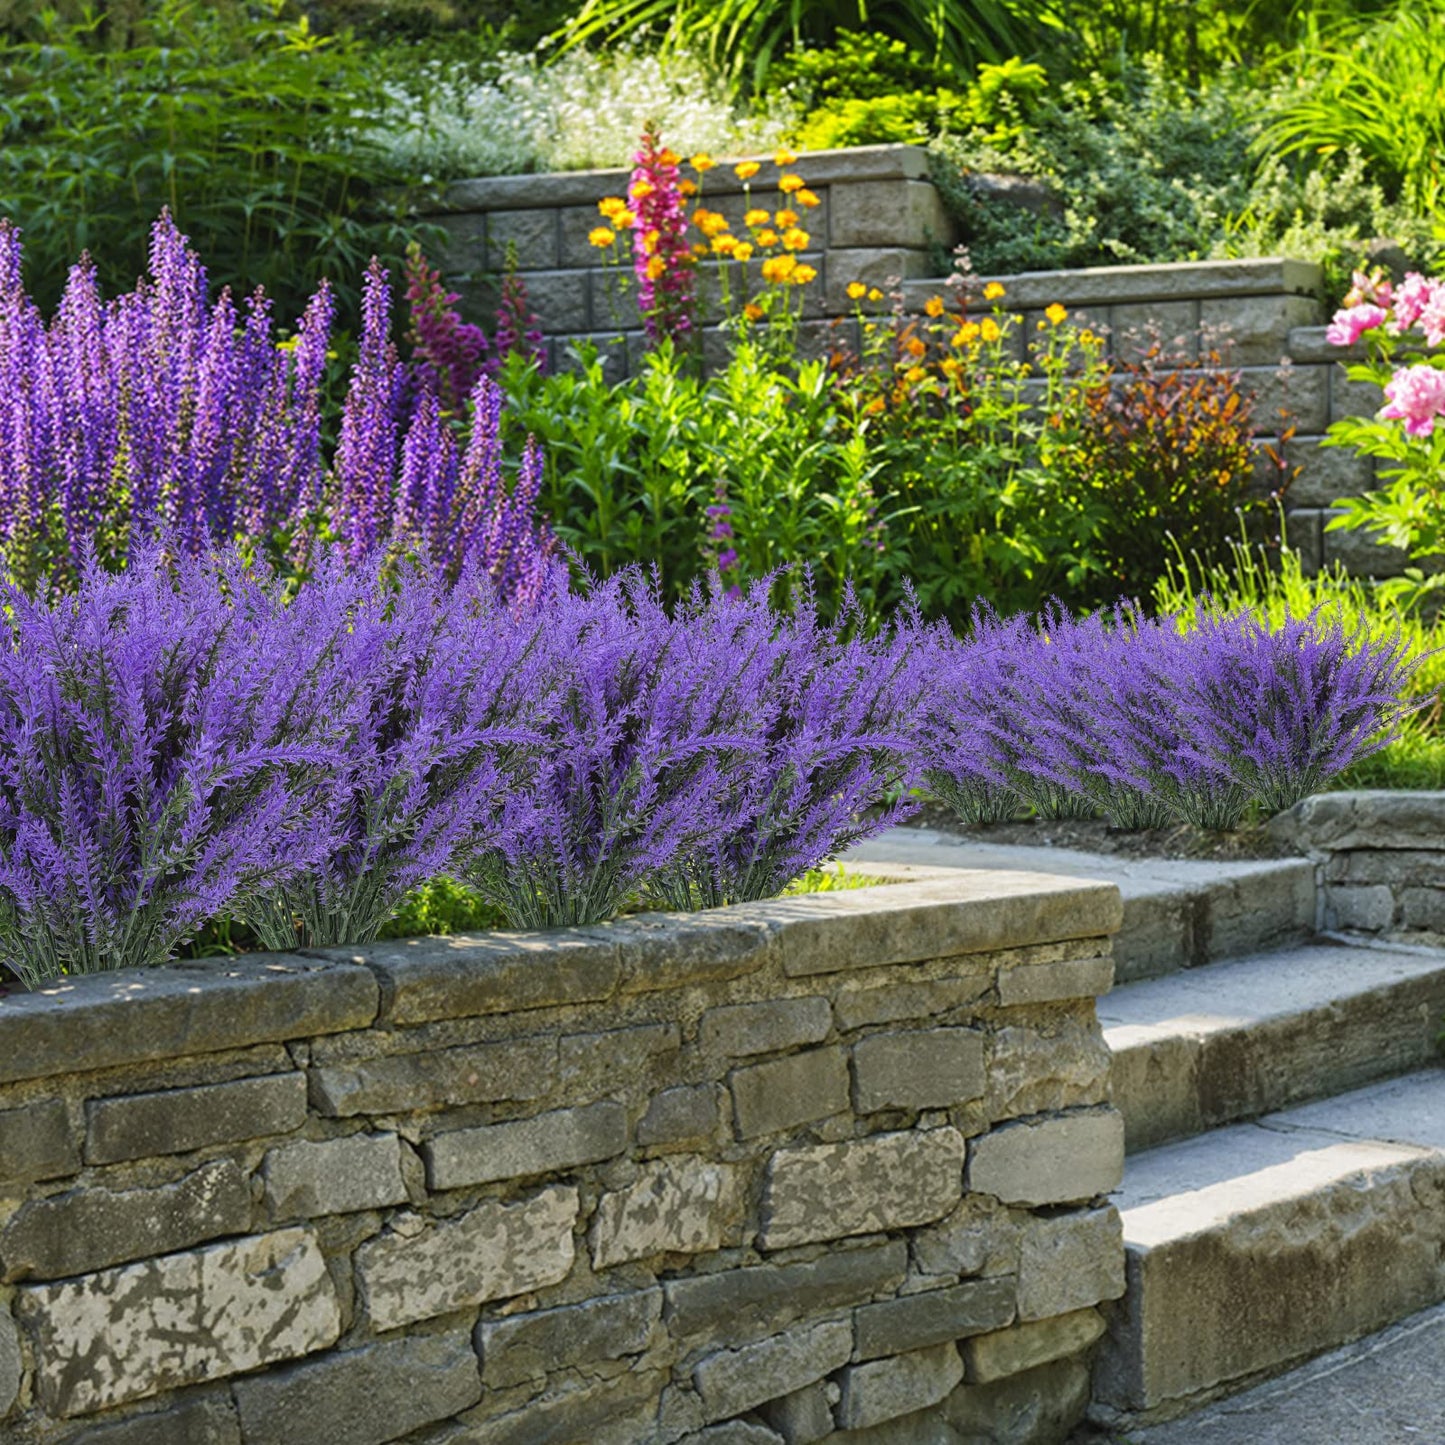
[1344,268,1393,309]
[1389,273,1439,334]
[1326,302,1388,347]
[1380,364,1445,437]
[1420,288,1445,348]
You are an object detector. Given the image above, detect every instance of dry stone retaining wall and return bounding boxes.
[1270,791,1445,936]
[0,871,1124,1445]
[434,142,1398,578]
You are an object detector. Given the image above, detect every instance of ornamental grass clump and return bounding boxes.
[0,548,328,988]
[0,214,554,597]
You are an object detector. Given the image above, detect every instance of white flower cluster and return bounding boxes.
[372,44,794,181]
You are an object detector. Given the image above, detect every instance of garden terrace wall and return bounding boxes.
[435,142,1399,578]
[1270,791,1445,937]
[0,872,1126,1445]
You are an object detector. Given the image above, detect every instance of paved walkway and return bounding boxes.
[1117,1303,1445,1444]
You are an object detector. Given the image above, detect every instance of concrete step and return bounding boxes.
[1092,1069,1445,1429]
[1102,938,1445,1151]
[846,829,1315,982]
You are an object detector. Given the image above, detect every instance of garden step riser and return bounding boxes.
[1091,1071,1445,1429]
[1106,953,1445,1152]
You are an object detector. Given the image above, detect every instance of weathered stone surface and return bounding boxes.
[1268,791,1445,854]
[591,1154,744,1268]
[558,1022,680,1087]
[232,1330,482,1445]
[1322,517,1412,578]
[17,1227,341,1416]
[911,1195,1022,1281]
[344,930,621,1026]
[678,1425,785,1445]
[701,997,832,1058]
[730,1047,850,1139]
[997,954,1114,1006]
[449,1368,670,1445]
[310,1036,556,1116]
[638,1084,722,1148]
[829,179,951,249]
[963,1306,1105,1384]
[772,876,1120,978]
[485,207,559,271]
[836,1342,964,1431]
[0,1099,77,1192]
[1326,883,1397,932]
[985,1018,1112,1122]
[0,1307,19,1418]
[1112,300,1198,363]
[761,1128,965,1250]
[852,1029,986,1114]
[1016,1207,1124,1321]
[1284,433,1377,506]
[425,1101,628,1189]
[1324,847,1445,887]
[600,911,776,993]
[0,1158,250,1282]
[967,1110,1124,1206]
[946,1355,1092,1445]
[85,1072,307,1164]
[61,1392,242,1445]
[261,1132,408,1220]
[854,1276,1016,1360]
[1201,293,1322,364]
[666,1241,907,1344]
[477,1287,661,1388]
[832,975,992,1032]
[1399,885,1445,931]
[356,1185,577,1331]
[761,1381,837,1443]
[694,1320,853,1422]
[0,954,376,1087]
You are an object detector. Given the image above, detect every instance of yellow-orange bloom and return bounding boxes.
[781,227,809,251]
[867,287,884,301]
[692,242,710,257]
[761,254,797,283]
[906,336,927,358]
[733,241,755,262]
[588,226,615,248]
[792,263,818,284]
[735,160,761,180]
[924,295,945,318]
[905,365,927,383]
[598,196,626,217]
[778,173,805,193]
[952,322,980,346]
[1045,302,1068,325]
[713,234,737,255]
[641,227,661,254]
[940,357,962,377]
[774,147,797,166]
[691,152,716,172]
[757,228,779,247]
[796,188,820,208]
[980,317,1002,342]
[678,178,698,197]
[659,147,681,166]
[983,281,1006,301]
[614,209,637,229]
[743,302,764,322]
[629,179,655,200]
[774,208,799,227]
[846,282,868,301]
[645,255,667,280]
[1080,328,1097,344]
[864,396,885,414]
[744,208,770,228]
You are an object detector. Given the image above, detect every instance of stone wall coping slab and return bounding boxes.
[0,955,378,1088]
[1268,790,1445,853]
[435,144,931,214]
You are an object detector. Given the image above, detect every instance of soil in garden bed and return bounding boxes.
[902,801,1301,862]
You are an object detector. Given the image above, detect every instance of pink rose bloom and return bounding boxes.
[1380,364,1445,437]
[1326,302,1388,347]
[1390,272,1438,333]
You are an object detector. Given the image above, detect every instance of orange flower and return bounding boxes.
[629,179,656,200]
[713,234,737,255]
[744,208,770,228]
[735,160,761,180]
[613,209,637,230]
[846,282,868,301]
[598,196,626,218]
[792,263,818,284]
[774,147,797,166]
[864,396,885,414]
[924,295,945,318]
[761,254,797,283]
[980,317,1002,342]
[983,281,1006,301]
[796,188,821,208]
[778,173,805,193]
[774,208,799,227]
[733,241,755,262]
[905,365,927,383]
[743,302,764,322]
[952,322,980,346]
[588,226,615,248]
[679,178,698,197]
[659,147,681,166]
[906,336,927,358]
[641,227,661,254]
[692,242,710,257]
[1045,302,1068,325]
[691,153,716,172]
[757,228,779,247]
[781,227,809,251]
[645,255,667,280]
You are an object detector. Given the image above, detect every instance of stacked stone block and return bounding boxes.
[0,870,1124,1444]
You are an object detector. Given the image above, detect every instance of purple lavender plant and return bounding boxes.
[0,546,328,987]
[242,552,553,949]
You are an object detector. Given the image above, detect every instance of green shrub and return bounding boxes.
[0,0,425,328]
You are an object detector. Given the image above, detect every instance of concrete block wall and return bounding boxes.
[433,142,1411,580]
[1269,792,1445,936]
[0,871,1126,1444]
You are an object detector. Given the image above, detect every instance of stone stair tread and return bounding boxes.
[1103,941,1445,1151]
[1094,1069,1445,1424]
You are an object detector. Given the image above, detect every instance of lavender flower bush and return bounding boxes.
[0,214,554,597]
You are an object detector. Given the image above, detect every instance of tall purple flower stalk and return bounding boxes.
[0,213,556,599]
[0,546,328,987]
